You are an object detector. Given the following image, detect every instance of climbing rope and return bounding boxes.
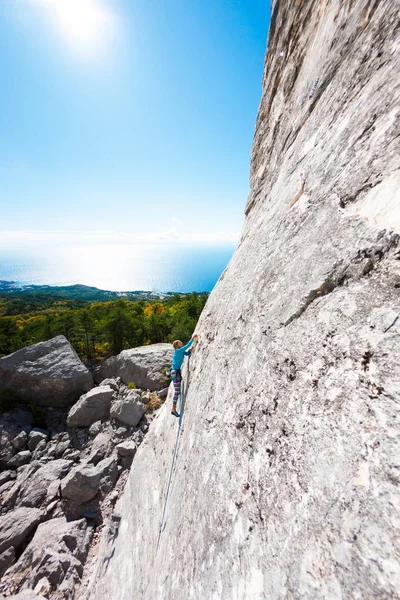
[156,354,190,552]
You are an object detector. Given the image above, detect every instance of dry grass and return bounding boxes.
[146,393,163,412]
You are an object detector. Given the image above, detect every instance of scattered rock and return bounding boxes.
[158,387,169,398]
[110,391,146,427]
[0,336,93,407]
[62,449,81,462]
[17,459,72,508]
[141,391,151,404]
[60,456,115,505]
[87,430,112,466]
[94,343,173,391]
[28,429,48,452]
[116,441,137,458]
[88,421,102,437]
[98,378,120,392]
[67,386,114,428]
[0,506,43,554]
[0,470,16,487]
[12,431,28,452]
[7,450,32,469]
[4,517,92,598]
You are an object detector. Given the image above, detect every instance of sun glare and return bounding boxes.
[31,0,115,57]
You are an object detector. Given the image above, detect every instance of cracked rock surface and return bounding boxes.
[87,0,400,598]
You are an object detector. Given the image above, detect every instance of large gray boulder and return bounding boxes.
[67,385,114,427]
[0,507,43,554]
[87,1,400,599]
[3,517,92,598]
[60,456,118,505]
[110,391,146,427]
[0,336,93,407]
[95,343,172,391]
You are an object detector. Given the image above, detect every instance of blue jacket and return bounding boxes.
[172,339,194,370]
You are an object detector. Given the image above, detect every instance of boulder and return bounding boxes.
[98,378,120,392]
[116,441,137,458]
[88,421,102,437]
[97,456,118,496]
[0,336,93,408]
[27,429,48,452]
[12,431,28,451]
[87,429,113,466]
[110,391,146,427]
[0,470,16,487]
[60,456,117,506]
[0,507,43,554]
[46,432,71,459]
[7,450,32,469]
[60,463,102,505]
[67,386,114,427]
[17,459,73,508]
[94,343,172,391]
[4,517,92,597]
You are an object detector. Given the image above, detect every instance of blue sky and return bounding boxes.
[0,0,271,245]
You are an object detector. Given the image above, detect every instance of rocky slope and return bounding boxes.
[0,339,171,598]
[87,1,400,599]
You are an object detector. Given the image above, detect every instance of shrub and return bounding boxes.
[146,393,163,412]
[127,382,136,390]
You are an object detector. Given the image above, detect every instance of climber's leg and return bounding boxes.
[171,370,182,417]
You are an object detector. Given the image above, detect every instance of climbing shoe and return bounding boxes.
[171,410,180,418]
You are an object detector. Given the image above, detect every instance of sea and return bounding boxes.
[0,243,236,293]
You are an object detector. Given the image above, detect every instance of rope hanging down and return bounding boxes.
[156,354,190,552]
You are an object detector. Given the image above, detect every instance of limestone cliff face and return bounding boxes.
[87,1,400,598]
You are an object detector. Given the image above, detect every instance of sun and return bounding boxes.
[31,0,115,57]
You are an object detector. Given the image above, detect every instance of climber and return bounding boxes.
[170,334,198,417]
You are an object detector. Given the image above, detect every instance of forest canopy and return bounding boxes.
[0,288,208,362]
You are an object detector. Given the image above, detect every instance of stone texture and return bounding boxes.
[110,391,146,427]
[0,507,43,554]
[60,456,117,505]
[88,421,102,437]
[115,441,137,458]
[0,546,15,578]
[98,378,120,392]
[6,592,46,600]
[3,518,92,598]
[16,459,72,508]
[87,430,112,466]
[0,336,93,407]
[87,2,400,599]
[67,385,114,427]
[7,451,32,469]
[27,430,48,452]
[60,464,102,505]
[94,343,172,391]
[11,431,28,452]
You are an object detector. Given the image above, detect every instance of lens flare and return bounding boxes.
[30,0,115,57]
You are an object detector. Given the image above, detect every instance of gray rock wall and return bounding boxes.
[88,1,400,598]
